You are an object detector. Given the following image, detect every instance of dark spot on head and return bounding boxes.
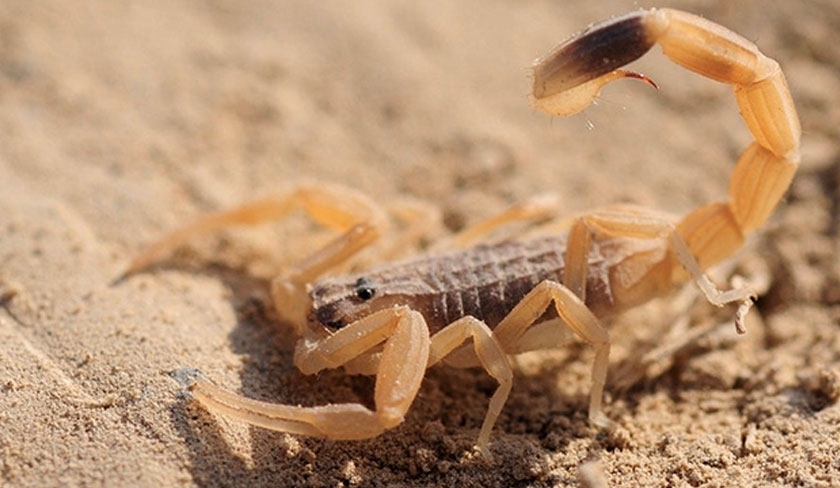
[354,276,375,301]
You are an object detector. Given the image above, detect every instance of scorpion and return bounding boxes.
[124,8,800,458]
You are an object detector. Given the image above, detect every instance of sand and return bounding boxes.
[1,0,839,486]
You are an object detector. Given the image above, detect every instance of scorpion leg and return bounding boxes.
[190,306,431,441]
[426,317,513,457]
[122,182,388,277]
[532,8,800,273]
[570,205,756,332]
[492,280,612,428]
[442,194,558,249]
[381,197,443,259]
[271,222,380,327]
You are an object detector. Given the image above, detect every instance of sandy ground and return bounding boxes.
[1,0,839,486]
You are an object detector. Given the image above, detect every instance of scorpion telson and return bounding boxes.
[532,11,661,100]
[125,8,800,458]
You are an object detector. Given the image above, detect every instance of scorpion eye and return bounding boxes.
[354,277,375,300]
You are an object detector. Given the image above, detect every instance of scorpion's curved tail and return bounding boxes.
[531,8,801,272]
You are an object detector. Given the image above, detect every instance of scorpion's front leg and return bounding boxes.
[532,8,800,270]
[190,306,431,441]
[122,182,388,277]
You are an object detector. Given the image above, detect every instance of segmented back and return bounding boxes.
[309,236,615,333]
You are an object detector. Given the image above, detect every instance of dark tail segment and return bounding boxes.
[532,10,655,98]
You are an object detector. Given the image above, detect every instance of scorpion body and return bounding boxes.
[125,8,800,458]
[310,233,660,333]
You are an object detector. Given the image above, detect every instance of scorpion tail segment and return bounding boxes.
[728,142,798,235]
[655,8,800,265]
[650,9,802,184]
[651,8,801,162]
[531,9,666,116]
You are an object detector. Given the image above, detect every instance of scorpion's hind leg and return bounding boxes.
[121,182,389,278]
[190,306,431,441]
[568,206,757,333]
